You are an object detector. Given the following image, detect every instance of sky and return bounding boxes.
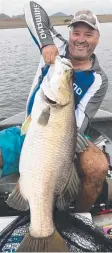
[0,0,112,17]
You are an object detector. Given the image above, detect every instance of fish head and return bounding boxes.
[41,56,73,106]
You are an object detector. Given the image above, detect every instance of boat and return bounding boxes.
[0,108,112,207]
[1,108,112,141]
[0,108,112,252]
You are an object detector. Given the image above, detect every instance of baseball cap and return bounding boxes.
[68,10,100,33]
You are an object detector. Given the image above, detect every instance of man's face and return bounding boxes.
[68,22,100,61]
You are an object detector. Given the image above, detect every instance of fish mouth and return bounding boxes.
[41,87,57,105]
[44,96,57,105]
[41,82,57,105]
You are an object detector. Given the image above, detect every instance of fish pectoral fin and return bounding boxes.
[16,230,69,252]
[6,182,29,211]
[38,106,50,126]
[21,115,31,135]
[56,163,81,210]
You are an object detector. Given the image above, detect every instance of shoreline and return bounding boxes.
[0,15,112,29]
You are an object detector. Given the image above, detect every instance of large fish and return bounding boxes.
[6,56,81,252]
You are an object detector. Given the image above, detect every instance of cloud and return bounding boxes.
[32,0,111,15]
[0,0,112,16]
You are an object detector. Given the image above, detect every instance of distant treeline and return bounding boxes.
[0,14,112,29]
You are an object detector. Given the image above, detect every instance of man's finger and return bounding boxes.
[50,52,59,64]
[44,54,51,64]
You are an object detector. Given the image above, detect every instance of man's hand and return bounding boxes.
[42,45,59,64]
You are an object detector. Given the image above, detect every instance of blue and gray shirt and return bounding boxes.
[24,1,108,133]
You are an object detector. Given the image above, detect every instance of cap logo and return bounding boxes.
[75,13,96,25]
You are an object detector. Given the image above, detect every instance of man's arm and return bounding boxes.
[77,70,108,134]
[24,1,66,64]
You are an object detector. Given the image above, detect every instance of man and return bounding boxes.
[0,2,108,212]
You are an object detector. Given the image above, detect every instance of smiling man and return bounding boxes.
[68,11,100,69]
[24,6,108,212]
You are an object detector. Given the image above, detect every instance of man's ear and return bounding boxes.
[96,31,100,45]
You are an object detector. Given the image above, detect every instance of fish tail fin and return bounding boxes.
[16,230,69,252]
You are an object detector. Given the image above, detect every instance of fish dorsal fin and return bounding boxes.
[38,106,50,126]
[56,163,81,210]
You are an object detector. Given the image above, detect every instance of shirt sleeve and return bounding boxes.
[77,71,108,134]
[24,1,66,51]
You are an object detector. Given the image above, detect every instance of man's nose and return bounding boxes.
[77,34,86,43]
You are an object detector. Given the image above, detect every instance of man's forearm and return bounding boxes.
[24,1,55,49]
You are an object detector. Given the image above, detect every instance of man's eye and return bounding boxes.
[73,32,80,36]
[86,34,92,37]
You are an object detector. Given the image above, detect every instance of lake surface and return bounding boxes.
[0,23,112,120]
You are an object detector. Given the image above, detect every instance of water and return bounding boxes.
[0,23,112,120]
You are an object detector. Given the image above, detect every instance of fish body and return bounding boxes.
[7,56,81,252]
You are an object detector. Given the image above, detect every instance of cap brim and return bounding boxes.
[68,20,97,30]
